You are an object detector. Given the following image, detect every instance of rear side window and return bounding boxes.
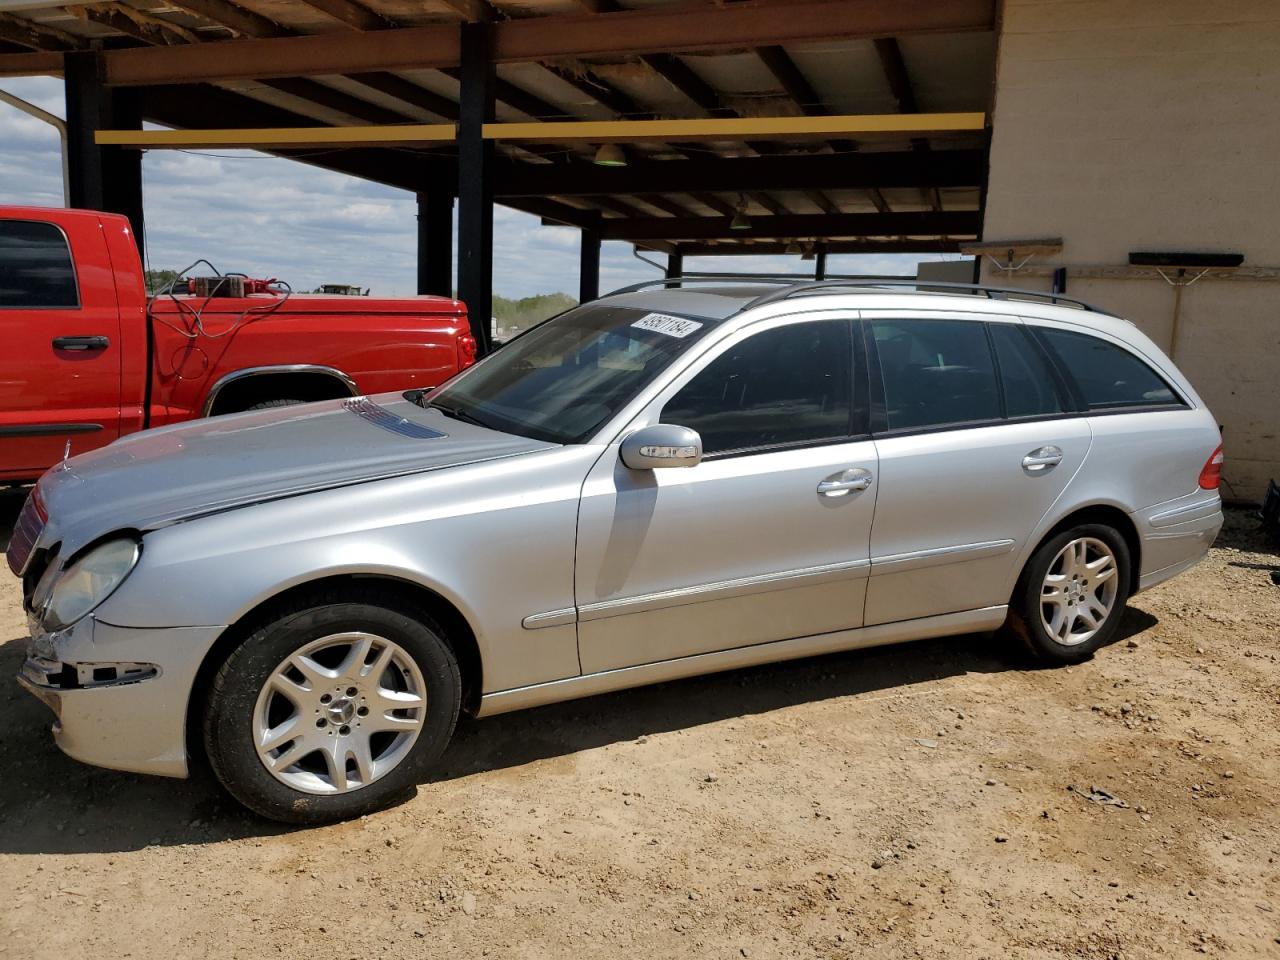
[661,318,851,455]
[0,220,79,308]
[989,322,1066,418]
[871,318,1000,431]
[1036,328,1180,409]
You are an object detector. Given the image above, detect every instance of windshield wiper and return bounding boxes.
[427,400,492,429]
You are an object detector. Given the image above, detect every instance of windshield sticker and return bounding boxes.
[632,313,704,339]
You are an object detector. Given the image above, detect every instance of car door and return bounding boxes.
[0,216,123,479]
[574,311,878,675]
[861,311,1092,626]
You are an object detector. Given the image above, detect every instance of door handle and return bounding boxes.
[1022,445,1064,471]
[817,467,873,497]
[53,335,110,351]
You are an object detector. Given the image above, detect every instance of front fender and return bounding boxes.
[95,446,602,692]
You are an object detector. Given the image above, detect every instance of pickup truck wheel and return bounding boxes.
[1005,523,1131,665]
[247,398,305,410]
[202,593,461,824]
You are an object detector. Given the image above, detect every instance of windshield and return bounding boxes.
[426,303,720,444]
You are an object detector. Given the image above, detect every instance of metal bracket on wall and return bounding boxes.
[958,238,1064,277]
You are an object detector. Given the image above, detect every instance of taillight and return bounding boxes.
[456,333,477,370]
[1198,443,1224,490]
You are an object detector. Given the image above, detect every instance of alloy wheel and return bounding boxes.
[252,631,426,795]
[1039,537,1120,646]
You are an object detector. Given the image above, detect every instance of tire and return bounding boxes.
[247,398,305,410]
[1005,523,1132,664]
[203,590,461,824]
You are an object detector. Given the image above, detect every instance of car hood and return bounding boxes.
[35,393,555,557]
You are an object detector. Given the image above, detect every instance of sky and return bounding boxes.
[0,75,966,299]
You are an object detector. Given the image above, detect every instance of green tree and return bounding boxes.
[144,269,182,295]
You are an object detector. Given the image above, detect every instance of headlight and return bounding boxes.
[43,538,140,631]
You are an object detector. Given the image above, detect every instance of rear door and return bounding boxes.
[861,311,1092,625]
[0,216,123,479]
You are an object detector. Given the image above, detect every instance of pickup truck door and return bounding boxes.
[0,216,123,480]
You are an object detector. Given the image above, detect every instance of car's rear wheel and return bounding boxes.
[1006,523,1131,664]
[203,592,460,824]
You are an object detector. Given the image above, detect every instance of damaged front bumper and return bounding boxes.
[16,615,226,779]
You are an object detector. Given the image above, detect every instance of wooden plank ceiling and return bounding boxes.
[0,0,997,254]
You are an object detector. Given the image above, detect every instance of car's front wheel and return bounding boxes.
[1007,523,1132,664]
[203,592,461,824]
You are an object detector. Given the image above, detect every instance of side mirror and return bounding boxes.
[620,424,703,470]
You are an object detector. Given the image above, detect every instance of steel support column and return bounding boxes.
[456,21,495,355]
[579,227,600,303]
[814,247,827,280]
[64,52,106,212]
[104,86,145,252]
[666,251,683,280]
[65,52,145,249]
[417,190,454,297]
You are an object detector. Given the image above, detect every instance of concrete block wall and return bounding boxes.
[981,0,1280,499]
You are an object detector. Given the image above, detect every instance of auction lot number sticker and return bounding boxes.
[632,313,704,338]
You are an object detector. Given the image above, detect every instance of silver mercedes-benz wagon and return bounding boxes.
[11,279,1224,822]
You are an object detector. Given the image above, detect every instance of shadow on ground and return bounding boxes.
[0,486,27,553]
[0,602,1155,857]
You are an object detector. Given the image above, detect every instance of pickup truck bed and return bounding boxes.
[0,206,473,482]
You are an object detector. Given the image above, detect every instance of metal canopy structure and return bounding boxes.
[0,0,998,352]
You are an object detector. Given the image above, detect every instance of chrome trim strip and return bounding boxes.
[870,538,1015,574]
[521,607,576,630]
[200,364,359,417]
[478,605,1009,717]
[578,558,871,623]
[1149,498,1221,528]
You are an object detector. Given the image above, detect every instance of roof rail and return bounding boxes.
[741,279,1110,314]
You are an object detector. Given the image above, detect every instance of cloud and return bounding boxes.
[2,75,963,299]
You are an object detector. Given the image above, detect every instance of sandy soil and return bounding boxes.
[0,491,1277,959]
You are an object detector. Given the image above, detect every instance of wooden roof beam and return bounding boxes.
[259,76,416,125]
[345,71,459,120]
[169,0,289,38]
[72,4,200,45]
[874,36,941,211]
[99,0,995,86]
[599,210,978,241]
[539,61,646,118]
[492,149,984,196]
[435,0,499,22]
[291,0,397,32]
[0,12,83,50]
[672,238,961,256]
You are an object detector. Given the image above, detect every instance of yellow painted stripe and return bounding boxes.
[95,113,987,149]
[94,124,457,148]
[483,113,987,142]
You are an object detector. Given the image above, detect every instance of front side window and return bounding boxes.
[427,303,721,443]
[0,220,79,309]
[1036,328,1180,409]
[872,318,1000,431]
[661,318,852,456]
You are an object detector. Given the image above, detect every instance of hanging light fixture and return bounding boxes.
[593,143,627,167]
[784,240,801,255]
[730,194,751,230]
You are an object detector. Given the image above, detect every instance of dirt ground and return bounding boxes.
[0,492,1277,960]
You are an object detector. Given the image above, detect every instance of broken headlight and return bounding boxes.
[42,537,141,632]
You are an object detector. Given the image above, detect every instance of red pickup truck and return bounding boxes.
[0,207,475,483]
